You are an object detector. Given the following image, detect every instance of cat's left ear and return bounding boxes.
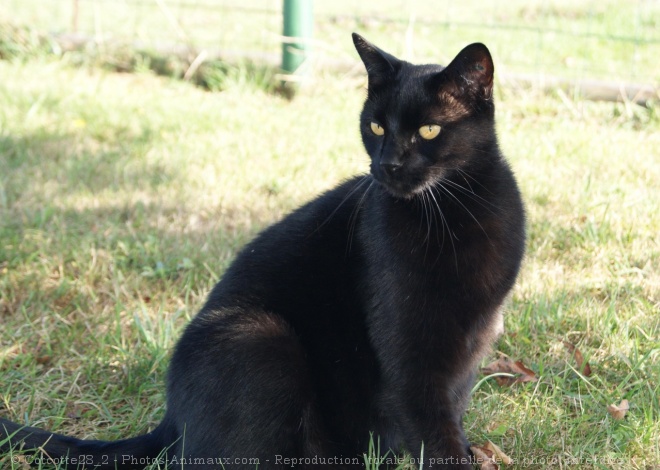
[440,43,494,101]
[352,33,402,88]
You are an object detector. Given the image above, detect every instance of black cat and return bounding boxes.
[1,33,525,469]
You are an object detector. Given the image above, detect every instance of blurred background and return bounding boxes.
[2,0,659,97]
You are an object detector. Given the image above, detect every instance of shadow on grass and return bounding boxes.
[0,128,278,439]
[0,127,275,326]
[0,127,278,294]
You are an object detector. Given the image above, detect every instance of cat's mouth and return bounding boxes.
[379,180,418,199]
[372,171,430,200]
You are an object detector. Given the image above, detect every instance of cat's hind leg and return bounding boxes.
[165,308,334,469]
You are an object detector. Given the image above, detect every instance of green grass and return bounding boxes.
[1,17,660,470]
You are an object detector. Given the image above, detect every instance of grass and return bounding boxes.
[1,10,659,470]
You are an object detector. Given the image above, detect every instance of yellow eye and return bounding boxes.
[370,122,385,136]
[419,124,441,140]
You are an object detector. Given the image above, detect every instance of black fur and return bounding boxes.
[1,34,525,469]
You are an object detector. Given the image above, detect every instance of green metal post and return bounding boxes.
[282,0,313,75]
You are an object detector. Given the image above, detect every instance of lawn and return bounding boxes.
[1,10,659,470]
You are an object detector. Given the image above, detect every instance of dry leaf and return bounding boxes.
[484,440,513,465]
[607,399,629,420]
[562,340,592,377]
[481,355,537,386]
[36,355,52,365]
[470,445,499,470]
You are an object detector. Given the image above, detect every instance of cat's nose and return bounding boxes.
[380,162,402,177]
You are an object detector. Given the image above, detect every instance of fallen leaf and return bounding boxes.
[36,355,52,365]
[562,340,592,377]
[484,440,513,465]
[607,399,629,420]
[470,444,499,470]
[481,355,537,386]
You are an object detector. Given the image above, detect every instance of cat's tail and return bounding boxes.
[0,417,175,469]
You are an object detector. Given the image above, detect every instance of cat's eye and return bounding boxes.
[419,124,441,140]
[370,122,385,136]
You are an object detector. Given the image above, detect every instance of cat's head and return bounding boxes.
[353,33,496,199]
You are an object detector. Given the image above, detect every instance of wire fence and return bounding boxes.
[2,0,659,93]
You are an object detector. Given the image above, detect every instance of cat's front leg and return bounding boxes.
[383,370,475,469]
[409,413,472,469]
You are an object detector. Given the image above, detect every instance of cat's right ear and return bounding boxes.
[352,33,401,88]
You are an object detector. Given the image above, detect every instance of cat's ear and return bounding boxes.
[440,43,494,101]
[352,33,402,88]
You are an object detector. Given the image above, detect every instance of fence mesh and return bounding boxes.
[2,0,659,86]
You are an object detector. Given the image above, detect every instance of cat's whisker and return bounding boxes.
[430,166,497,209]
[419,185,440,250]
[450,167,495,195]
[312,174,370,237]
[422,190,433,259]
[431,164,493,194]
[414,193,426,240]
[421,191,430,245]
[454,169,476,194]
[346,180,374,255]
[449,164,512,181]
[439,177,498,213]
[435,181,491,241]
[427,185,457,269]
[415,192,424,241]
[454,168,492,195]
[426,187,443,251]
[426,188,443,262]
